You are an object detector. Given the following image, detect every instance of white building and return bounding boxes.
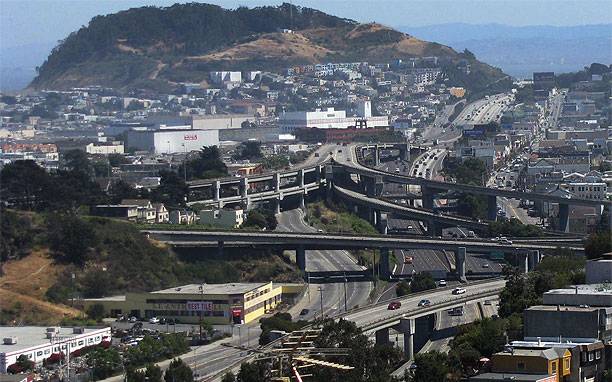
[199,208,244,229]
[278,107,388,132]
[85,142,124,155]
[209,71,242,84]
[0,326,111,373]
[562,182,608,200]
[127,129,219,154]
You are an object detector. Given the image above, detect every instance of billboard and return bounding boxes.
[186,301,213,312]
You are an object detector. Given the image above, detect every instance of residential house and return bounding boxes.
[90,205,138,221]
[490,347,571,382]
[199,208,244,228]
[121,199,156,223]
[152,203,169,223]
[169,209,196,225]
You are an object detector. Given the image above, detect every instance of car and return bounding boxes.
[484,300,492,306]
[452,288,466,295]
[407,225,413,230]
[395,168,400,173]
[438,280,447,287]
[149,317,160,324]
[417,299,431,307]
[128,316,138,323]
[387,301,401,310]
[448,306,464,316]
[314,153,320,157]
[404,256,413,264]
[482,263,490,268]
[300,309,310,316]
[317,229,323,233]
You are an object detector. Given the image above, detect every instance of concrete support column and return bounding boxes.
[379,248,391,279]
[240,177,249,199]
[487,194,498,222]
[374,145,380,167]
[298,193,306,210]
[374,175,384,197]
[399,142,410,162]
[316,165,322,184]
[296,245,306,272]
[520,252,529,274]
[370,208,378,227]
[528,250,540,271]
[428,220,442,237]
[374,327,390,346]
[298,169,305,188]
[409,199,414,207]
[455,247,466,281]
[396,318,415,361]
[274,199,281,215]
[274,173,281,192]
[325,165,334,201]
[213,180,221,202]
[243,198,250,211]
[558,203,570,232]
[218,240,224,257]
[378,212,388,235]
[422,187,434,210]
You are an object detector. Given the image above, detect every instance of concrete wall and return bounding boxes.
[218,127,281,142]
[524,308,600,340]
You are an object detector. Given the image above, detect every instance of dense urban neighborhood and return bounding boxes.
[0,3,611,382]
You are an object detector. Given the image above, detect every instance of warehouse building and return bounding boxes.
[83,282,285,325]
[127,128,219,154]
[279,101,388,132]
[0,326,111,373]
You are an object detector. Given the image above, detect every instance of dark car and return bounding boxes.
[387,301,401,310]
[299,309,310,316]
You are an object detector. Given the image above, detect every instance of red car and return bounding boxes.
[387,301,401,310]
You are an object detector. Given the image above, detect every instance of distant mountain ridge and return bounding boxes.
[401,23,612,78]
[30,3,506,92]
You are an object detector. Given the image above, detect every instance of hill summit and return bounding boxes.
[31,3,505,91]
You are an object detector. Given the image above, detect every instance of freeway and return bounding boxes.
[144,229,583,253]
[454,93,513,126]
[276,209,372,321]
[340,279,506,332]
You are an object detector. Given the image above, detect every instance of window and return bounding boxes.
[78,340,84,346]
[589,352,594,361]
[596,350,601,360]
[582,352,587,362]
[44,349,50,355]
[37,351,43,356]
[564,358,570,369]
[551,361,557,374]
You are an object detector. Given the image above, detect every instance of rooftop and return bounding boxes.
[152,282,269,295]
[470,372,552,381]
[0,326,109,354]
[544,284,612,296]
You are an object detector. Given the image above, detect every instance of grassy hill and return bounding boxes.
[0,209,300,325]
[30,3,507,91]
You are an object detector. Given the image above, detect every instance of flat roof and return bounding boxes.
[152,282,269,295]
[471,373,552,381]
[544,284,612,296]
[0,326,109,354]
[526,304,599,312]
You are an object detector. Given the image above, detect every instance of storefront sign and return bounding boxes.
[186,301,213,311]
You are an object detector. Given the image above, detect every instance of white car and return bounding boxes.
[438,280,447,287]
[452,287,466,295]
[148,317,160,324]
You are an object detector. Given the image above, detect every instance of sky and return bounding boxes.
[2,0,611,49]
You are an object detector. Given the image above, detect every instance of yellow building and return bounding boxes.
[83,282,283,325]
[491,347,571,382]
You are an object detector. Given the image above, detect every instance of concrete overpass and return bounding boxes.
[344,145,612,232]
[144,229,580,279]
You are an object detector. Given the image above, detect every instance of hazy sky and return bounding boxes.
[2,0,611,49]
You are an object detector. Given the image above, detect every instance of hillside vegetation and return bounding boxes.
[0,209,300,324]
[31,3,506,91]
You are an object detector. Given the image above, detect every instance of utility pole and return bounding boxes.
[198,283,205,341]
[182,143,187,182]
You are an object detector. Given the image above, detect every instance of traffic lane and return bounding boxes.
[343,279,506,327]
[465,253,503,274]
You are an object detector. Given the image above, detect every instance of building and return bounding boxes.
[169,210,196,225]
[490,347,571,382]
[586,255,612,284]
[0,326,111,373]
[120,199,157,223]
[199,208,244,229]
[533,72,555,98]
[209,71,242,84]
[542,285,612,308]
[524,305,612,343]
[278,107,388,132]
[152,203,169,223]
[127,128,219,154]
[470,373,556,382]
[90,205,138,221]
[85,142,124,155]
[191,114,254,131]
[82,282,283,325]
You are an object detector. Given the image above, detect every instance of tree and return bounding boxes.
[152,170,188,207]
[242,208,279,230]
[221,372,236,382]
[233,141,262,161]
[410,273,437,293]
[182,146,228,180]
[236,361,268,382]
[259,312,307,345]
[411,351,456,382]
[585,231,611,259]
[46,214,98,265]
[396,280,411,297]
[87,303,106,321]
[8,355,35,374]
[0,160,52,209]
[108,179,140,203]
[87,347,122,380]
[108,153,130,167]
[164,358,194,382]
[63,149,94,176]
[128,364,163,382]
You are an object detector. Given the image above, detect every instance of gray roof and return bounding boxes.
[152,282,269,295]
[470,373,553,381]
[0,326,109,354]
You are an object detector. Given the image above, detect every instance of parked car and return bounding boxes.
[128,316,138,323]
[482,263,490,268]
[300,309,310,316]
[149,317,160,324]
[404,256,413,264]
[418,299,431,307]
[387,301,401,310]
[438,280,447,287]
[452,288,466,295]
